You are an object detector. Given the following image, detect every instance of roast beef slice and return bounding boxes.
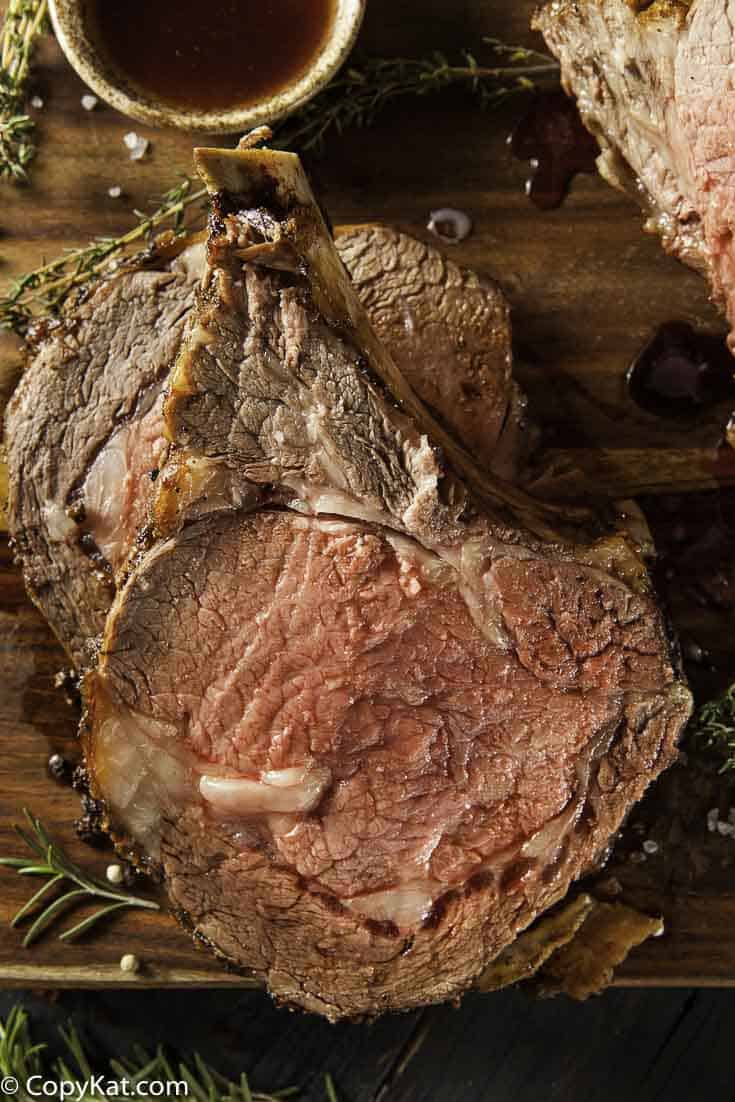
[531,900,664,999]
[336,224,530,480]
[4,242,204,669]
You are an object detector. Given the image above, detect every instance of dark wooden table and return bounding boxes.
[2,986,734,1102]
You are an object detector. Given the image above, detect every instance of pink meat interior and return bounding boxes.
[82,390,168,574]
[96,509,668,928]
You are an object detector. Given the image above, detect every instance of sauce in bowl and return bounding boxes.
[87,0,336,112]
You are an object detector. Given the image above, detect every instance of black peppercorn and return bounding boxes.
[47,753,73,784]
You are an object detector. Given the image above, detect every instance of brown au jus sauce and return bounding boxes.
[510,91,599,210]
[87,0,335,113]
[627,321,735,419]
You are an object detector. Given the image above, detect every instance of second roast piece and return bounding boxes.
[535,0,735,345]
[84,145,691,1020]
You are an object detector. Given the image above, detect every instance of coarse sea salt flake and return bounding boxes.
[105,863,124,884]
[707,807,720,832]
[642,839,659,855]
[81,94,98,111]
[123,132,149,160]
[30,95,43,109]
[108,185,122,199]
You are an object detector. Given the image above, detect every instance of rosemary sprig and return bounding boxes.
[0,176,207,334]
[324,1075,339,1102]
[688,683,735,774]
[0,0,48,180]
[0,809,159,947]
[0,1005,308,1102]
[276,39,559,152]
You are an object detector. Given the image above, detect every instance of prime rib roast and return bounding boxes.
[5,143,691,1019]
[534,0,735,345]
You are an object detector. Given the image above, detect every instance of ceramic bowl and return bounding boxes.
[47,0,365,133]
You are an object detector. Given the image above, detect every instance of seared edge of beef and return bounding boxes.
[4,245,203,668]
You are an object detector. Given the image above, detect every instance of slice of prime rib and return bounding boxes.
[336,225,529,480]
[81,145,691,1019]
[4,238,204,671]
[534,0,735,344]
[5,224,526,670]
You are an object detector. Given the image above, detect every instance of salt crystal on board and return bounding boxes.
[123,132,149,160]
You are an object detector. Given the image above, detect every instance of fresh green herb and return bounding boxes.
[0,1005,305,1102]
[324,1075,339,1102]
[275,40,559,152]
[0,809,159,947]
[688,683,735,774]
[0,0,48,180]
[0,176,207,334]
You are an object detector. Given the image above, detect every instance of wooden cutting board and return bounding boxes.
[1,0,734,990]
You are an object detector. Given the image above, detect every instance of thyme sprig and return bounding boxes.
[0,0,48,180]
[0,177,207,334]
[688,683,735,774]
[0,809,159,947]
[0,39,558,335]
[276,39,559,152]
[0,1005,305,1102]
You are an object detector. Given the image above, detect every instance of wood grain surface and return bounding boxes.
[0,0,734,991]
